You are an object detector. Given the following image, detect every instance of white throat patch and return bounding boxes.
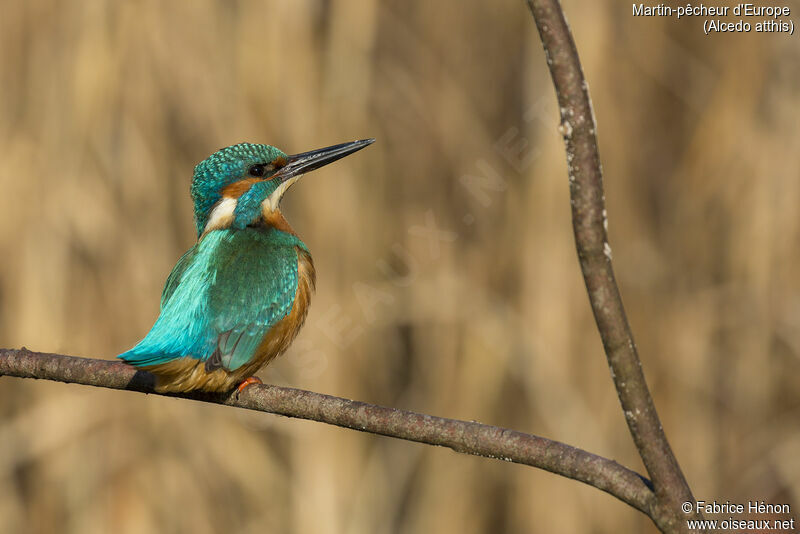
[262,175,301,214]
[201,175,301,236]
[202,196,238,235]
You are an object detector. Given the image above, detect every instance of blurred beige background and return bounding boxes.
[1,1,799,533]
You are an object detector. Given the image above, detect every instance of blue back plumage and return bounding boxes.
[119,227,305,370]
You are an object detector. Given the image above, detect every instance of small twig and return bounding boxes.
[0,347,654,512]
[524,1,701,532]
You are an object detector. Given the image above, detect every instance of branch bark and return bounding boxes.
[0,347,654,514]
[524,1,701,532]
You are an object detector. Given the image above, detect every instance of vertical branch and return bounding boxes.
[524,1,701,532]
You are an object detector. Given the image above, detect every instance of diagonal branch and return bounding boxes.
[0,347,654,513]
[524,1,700,532]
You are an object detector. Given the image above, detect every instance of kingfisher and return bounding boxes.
[119,139,374,393]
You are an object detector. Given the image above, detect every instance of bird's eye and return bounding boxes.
[248,164,267,177]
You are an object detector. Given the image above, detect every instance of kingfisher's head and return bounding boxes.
[191,139,374,236]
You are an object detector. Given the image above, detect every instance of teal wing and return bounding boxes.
[204,229,302,370]
[161,247,197,307]
[118,228,302,370]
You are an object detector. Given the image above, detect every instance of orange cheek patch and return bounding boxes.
[221,178,261,199]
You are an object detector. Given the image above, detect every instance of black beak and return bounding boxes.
[274,138,375,183]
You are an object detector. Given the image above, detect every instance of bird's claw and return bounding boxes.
[236,376,263,395]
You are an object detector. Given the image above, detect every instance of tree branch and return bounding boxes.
[524,1,700,532]
[0,347,654,513]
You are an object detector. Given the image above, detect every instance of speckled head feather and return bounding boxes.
[191,143,287,235]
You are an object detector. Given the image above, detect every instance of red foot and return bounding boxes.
[236,376,263,394]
